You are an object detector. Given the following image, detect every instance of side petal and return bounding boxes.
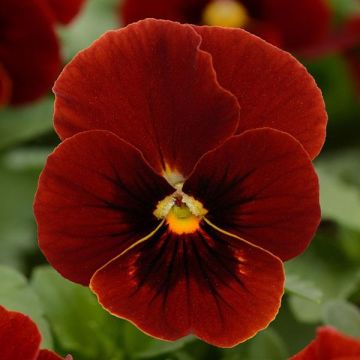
[183,128,320,261]
[37,350,63,360]
[42,0,85,24]
[291,326,360,359]
[258,0,331,51]
[0,306,41,360]
[193,25,327,160]
[34,130,174,285]
[54,19,240,178]
[0,64,12,106]
[0,0,61,104]
[90,221,284,348]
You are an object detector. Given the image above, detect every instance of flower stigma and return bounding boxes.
[202,0,249,28]
[154,191,208,235]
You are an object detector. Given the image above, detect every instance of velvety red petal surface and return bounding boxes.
[0,306,41,360]
[0,0,61,104]
[193,25,327,160]
[0,64,11,106]
[122,0,210,25]
[258,0,331,51]
[37,350,63,360]
[91,221,284,347]
[54,19,240,178]
[42,0,85,24]
[34,130,174,285]
[183,128,320,261]
[291,326,360,359]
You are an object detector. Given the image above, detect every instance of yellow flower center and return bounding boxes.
[154,192,208,235]
[202,0,249,28]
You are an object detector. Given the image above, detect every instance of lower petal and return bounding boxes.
[90,221,284,348]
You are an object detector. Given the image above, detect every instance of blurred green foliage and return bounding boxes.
[0,0,360,359]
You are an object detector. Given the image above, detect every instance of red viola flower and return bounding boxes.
[120,0,331,53]
[0,0,85,106]
[0,0,61,105]
[34,19,326,347]
[0,305,71,360]
[41,0,85,25]
[291,326,360,359]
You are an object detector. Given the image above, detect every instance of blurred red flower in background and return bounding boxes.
[0,305,71,360]
[121,0,331,53]
[34,19,326,347]
[41,0,85,24]
[0,0,84,106]
[291,326,360,359]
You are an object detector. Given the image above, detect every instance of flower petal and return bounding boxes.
[54,19,240,178]
[0,306,41,360]
[37,350,63,360]
[193,25,327,160]
[0,64,12,106]
[183,128,320,261]
[42,0,85,24]
[258,0,331,51]
[291,326,360,359]
[90,221,284,348]
[122,0,210,25]
[34,130,173,285]
[0,0,61,104]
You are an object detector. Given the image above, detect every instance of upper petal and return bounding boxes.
[291,326,360,359]
[0,306,41,360]
[183,128,320,261]
[54,19,240,178]
[193,25,327,160]
[41,0,85,24]
[90,221,284,347]
[34,130,174,285]
[0,0,61,104]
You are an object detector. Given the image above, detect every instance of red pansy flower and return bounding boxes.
[0,0,61,105]
[34,19,326,347]
[0,305,71,360]
[120,0,331,53]
[41,0,85,25]
[291,326,360,359]
[0,0,85,106]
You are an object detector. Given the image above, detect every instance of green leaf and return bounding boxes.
[285,274,323,303]
[316,166,360,231]
[286,249,360,323]
[2,147,51,171]
[31,266,124,360]
[329,0,360,19]
[323,300,360,338]
[0,156,40,270]
[0,265,53,348]
[58,0,119,61]
[0,97,54,151]
[123,322,195,359]
[248,328,288,360]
